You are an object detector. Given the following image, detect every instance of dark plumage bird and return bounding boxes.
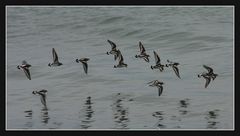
[17,60,31,80]
[32,89,48,107]
[166,60,181,79]
[114,51,127,68]
[135,41,150,62]
[198,65,218,88]
[76,58,90,74]
[147,80,164,96]
[106,40,121,60]
[151,51,165,72]
[48,48,62,67]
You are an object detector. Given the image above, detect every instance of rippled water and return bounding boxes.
[6,6,234,130]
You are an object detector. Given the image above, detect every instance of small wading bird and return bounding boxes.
[114,51,127,68]
[17,60,31,80]
[76,58,90,74]
[151,51,165,72]
[198,65,218,88]
[147,80,164,96]
[165,60,181,79]
[32,89,48,107]
[48,48,62,67]
[135,41,150,62]
[106,40,121,60]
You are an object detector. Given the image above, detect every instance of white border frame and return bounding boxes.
[5,5,235,131]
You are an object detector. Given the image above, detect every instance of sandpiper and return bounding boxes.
[151,51,165,72]
[17,60,31,80]
[135,41,150,62]
[48,48,62,67]
[32,89,48,107]
[106,40,121,60]
[76,58,90,74]
[147,80,164,96]
[198,65,218,88]
[166,60,181,79]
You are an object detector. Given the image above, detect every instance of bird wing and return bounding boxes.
[153,51,161,65]
[39,93,47,107]
[22,67,31,80]
[82,62,88,74]
[52,48,59,63]
[139,42,146,54]
[203,65,213,74]
[118,53,124,64]
[107,40,117,50]
[172,66,181,79]
[204,76,211,88]
[158,86,163,96]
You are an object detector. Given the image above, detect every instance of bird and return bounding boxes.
[147,80,164,96]
[165,60,181,79]
[48,48,62,67]
[151,51,165,72]
[202,65,218,80]
[106,40,121,60]
[114,51,127,68]
[32,89,48,107]
[76,58,90,74]
[17,60,31,80]
[135,41,150,62]
[198,65,217,88]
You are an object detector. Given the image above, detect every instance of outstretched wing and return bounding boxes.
[139,42,146,54]
[82,62,88,74]
[158,86,163,96]
[204,76,211,88]
[153,51,161,65]
[22,67,31,80]
[172,66,181,79]
[118,53,124,64]
[52,48,59,63]
[107,40,117,50]
[39,93,47,107]
[203,65,213,74]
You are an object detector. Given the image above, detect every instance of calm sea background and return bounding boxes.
[6,6,233,130]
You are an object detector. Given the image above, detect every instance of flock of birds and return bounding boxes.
[16,40,218,107]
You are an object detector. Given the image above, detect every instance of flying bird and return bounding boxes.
[151,51,165,72]
[32,89,48,107]
[48,48,62,67]
[135,41,150,62]
[166,60,181,79]
[17,60,31,80]
[76,58,90,74]
[106,40,121,60]
[147,80,164,96]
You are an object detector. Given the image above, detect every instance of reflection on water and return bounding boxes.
[152,111,166,129]
[41,107,50,125]
[205,109,220,129]
[111,93,130,129]
[178,98,190,115]
[79,96,95,129]
[24,110,33,128]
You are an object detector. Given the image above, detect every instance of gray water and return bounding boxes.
[6,6,234,130]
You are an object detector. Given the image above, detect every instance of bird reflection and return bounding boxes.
[24,110,33,128]
[41,106,50,124]
[111,94,129,129]
[205,109,220,129]
[80,96,95,129]
[152,111,166,129]
[178,98,190,115]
